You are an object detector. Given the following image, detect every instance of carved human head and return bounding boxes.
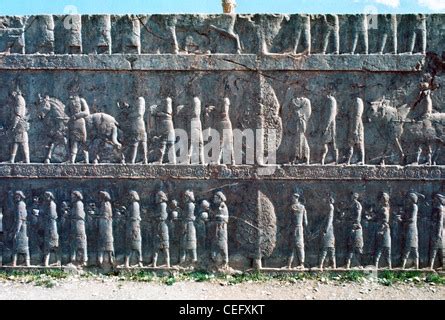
[44,191,55,202]
[129,190,140,202]
[99,191,111,202]
[14,191,26,201]
[222,0,236,13]
[292,193,301,203]
[351,192,359,200]
[184,190,195,202]
[156,191,168,204]
[214,191,226,204]
[378,192,390,205]
[407,192,419,204]
[433,193,445,206]
[201,199,210,211]
[71,190,83,201]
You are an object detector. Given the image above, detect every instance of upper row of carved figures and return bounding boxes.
[1,72,444,166]
[0,14,437,55]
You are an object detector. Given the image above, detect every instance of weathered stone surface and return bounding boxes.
[0,14,444,272]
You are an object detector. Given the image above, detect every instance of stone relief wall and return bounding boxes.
[0,14,444,272]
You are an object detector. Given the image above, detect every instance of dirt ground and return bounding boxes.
[0,277,443,300]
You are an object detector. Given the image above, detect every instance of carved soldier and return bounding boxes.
[406,14,426,54]
[67,95,90,164]
[65,14,82,54]
[210,191,229,269]
[287,191,308,269]
[180,190,197,265]
[345,192,363,269]
[125,191,143,268]
[283,95,312,164]
[9,88,30,164]
[347,97,365,165]
[374,192,392,269]
[149,97,176,165]
[169,199,182,262]
[97,191,115,267]
[70,191,88,266]
[401,191,423,269]
[189,97,205,165]
[377,15,397,54]
[217,98,234,165]
[125,97,148,164]
[291,14,311,55]
[152,191,170,268]
[350,14,368,54]
[319,195,336,270]
[42,191,60,267]
[321,14,339,54]
[197,200,210,253]
[429,193,444,270]
[11,191,30,267]
[320,95,338,165]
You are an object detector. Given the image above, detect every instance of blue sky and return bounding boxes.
[0,0,444,15]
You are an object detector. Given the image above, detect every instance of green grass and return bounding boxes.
[0,269,442,287]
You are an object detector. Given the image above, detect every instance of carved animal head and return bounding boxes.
[37,94,52,120]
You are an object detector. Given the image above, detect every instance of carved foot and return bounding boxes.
[44,159,51,164]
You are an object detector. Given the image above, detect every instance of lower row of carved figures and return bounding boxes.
[4,72,444,166]
[3,189,445,271]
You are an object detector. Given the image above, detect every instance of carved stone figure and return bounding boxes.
[122,97,148,164]
[207,98,234,165]
[11,191,30,267]
[319,195,336,270]
[401,191,423,269]
[345,192,363,269]
[197,200,210,253]
[169,199,182,262]
[282,92,312,165]
[347,98,365,165]
[290,14,311,55]
[189,97,205,165]
[37,95,69,163]
[367,97,405,165]
[26,15,54,54]
[42,191,59,267]
[320,95,338,165]
[180,190,197,265]
[374,192,392,269]
[125,191,143,268]
[8,88,30,164]
[69,191,88,266]
[148,98,176,165]
[97,191,115,267]
[152,191,170,268]
[350,15,368,54]
[405,14,426,54]
[67,95,90,164]
[377,14,397,54]
[429,193,444,270]
[222,0,236,14]
[37,85,117,165]
[210,191,229,269]
[218,98,235,165]
[287,191,308,269]
[321,14,339,54]
[65,14,82,54]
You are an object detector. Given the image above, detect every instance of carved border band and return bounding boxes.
[0,164,443,180]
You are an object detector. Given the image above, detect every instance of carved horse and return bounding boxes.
[367,98,445,165]
[38,95,123,164]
